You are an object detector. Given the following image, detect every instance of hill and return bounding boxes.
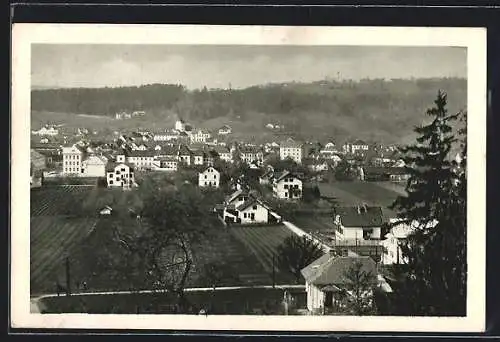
[31,78,467,144]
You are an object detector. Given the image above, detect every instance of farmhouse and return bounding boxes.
[272,170,303,200]
[301,254,379,314]
[106,162,135,189]
[198,166,220,188]
[332,205,384,241]
[279,138,303,164]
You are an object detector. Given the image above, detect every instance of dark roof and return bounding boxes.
[178,144,192,155]
[274,170,301,182]
[106,162,134,172]
[128,150,155,157]
[301,255,377,286]
[334,206,384,227]
[239,145,262,154]
[236,196,268,211]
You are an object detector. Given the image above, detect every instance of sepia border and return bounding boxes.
[11,24,487,332]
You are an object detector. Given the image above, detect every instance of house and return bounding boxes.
[332,205,384,241]
[301,254,379,314]
[81,155,108,177]
[32,125,59,136]
[343,140,370,155]
[132,111,146,117]
[190,129,212,144]
[239,146,264,165]
[272,170,303,200]
[212,146,232,163]
[363,166,410,182]
[279,138,303,164]
[62,144,86,175]
[198,166,220,188]
[218,125,232,135]
[178,144,193,166]
[192,149,205,165]
[127,150,155,170]
[305,158,329,172]
[259,168,274,185]
[153,129,180,142]
[222,191,271,224]
[106,162,135,189]
[152,157,178,172]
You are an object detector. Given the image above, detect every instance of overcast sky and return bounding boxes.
[31,45,467,89]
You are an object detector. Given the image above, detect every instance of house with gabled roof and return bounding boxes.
[178,144,193,166]
[222,191,272,224]
[301,253,384,313]
[279,138,303,164]
[218,125,232,135]
[105,162,136,189]
[272,170,303,200]
[332,205,384,241]
[198,166,220,188]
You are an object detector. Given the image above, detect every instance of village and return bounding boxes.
[30,113,425,315]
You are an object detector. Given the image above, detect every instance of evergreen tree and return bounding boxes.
[389,91,467,316]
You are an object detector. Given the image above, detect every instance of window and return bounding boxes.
[205,175,207,179]
[116,177,120,181]
[252,205,257,210]
[121,168,125,172]
[109,180,113,185]
[284,184,289,189]
[243,213,247,218]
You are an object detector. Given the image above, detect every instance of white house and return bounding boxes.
[218,125,232,135]
[301,254,380,314]
[332,205,384,241]
[272,170,303,200]
[239,146,264,165]
[190,130,211,144]
[213,146,232,163]
[198,166,220,188]
[32,125,59,136]
[235,197,270,224]
[151,157,178,172]
[99,206,113,215]
[106,162,135,189]
[343,140,370,155]
[127,150,155,170]
[279,138,303,164]
[81,155,108,177]
[62,144,86,175]
[222,191,270,224]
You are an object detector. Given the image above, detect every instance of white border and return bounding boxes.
[11,24,487,332]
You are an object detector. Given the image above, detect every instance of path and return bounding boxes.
[30,284,306,312]
[282,221,331,252]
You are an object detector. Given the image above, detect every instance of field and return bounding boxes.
[31,185,94,216]
[317,181,403,218]
[292,215,335,234]
[229,225,297,284]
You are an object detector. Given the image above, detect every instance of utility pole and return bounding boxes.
[65,256,71,296]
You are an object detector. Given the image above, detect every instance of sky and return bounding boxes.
[31,45,467,90]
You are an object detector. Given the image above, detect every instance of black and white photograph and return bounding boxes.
[11,25,486,332]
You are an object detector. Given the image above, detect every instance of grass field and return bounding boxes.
[317,181,403,218]
[31,185,94,216]
[292,215,335,234]
[30,216,98,295]
[229,225,297,284]
[38,287,307,314]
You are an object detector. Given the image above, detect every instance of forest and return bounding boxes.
[31,78,467,144]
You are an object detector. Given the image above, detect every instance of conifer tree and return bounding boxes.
[389,91,467,316]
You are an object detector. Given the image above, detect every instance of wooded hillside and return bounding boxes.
[31,78,467,144]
